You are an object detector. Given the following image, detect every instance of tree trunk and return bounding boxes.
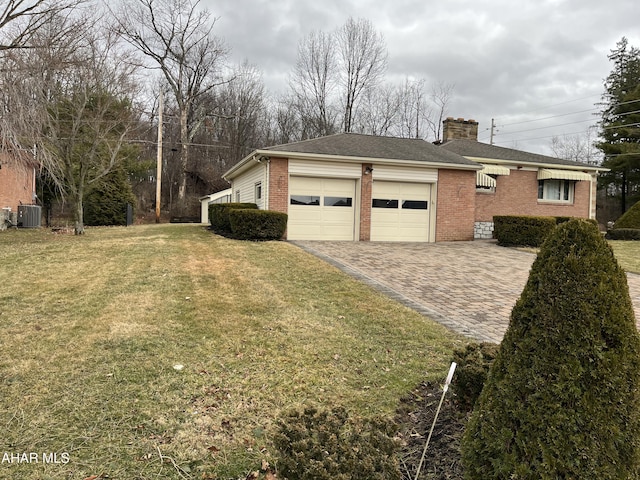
[74,194,85,235]
[177,107,189,215]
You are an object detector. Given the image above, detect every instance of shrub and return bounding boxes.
[208,202,257,233]
[612,200,640,229]
[228,209,287,240]
[84,167,136,226]
[461,219,640,479]
[606,228,640,240]
[493,215,556,247]
[273,405,401,480]
[451,342,499,412]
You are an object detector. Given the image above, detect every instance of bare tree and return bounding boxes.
[424,80,454,142]
[355,83,399,136]
[395,78,429,139]
[112,0,229,215]
[0,0,85,51]
[335,17,387,133]
[550,127,603,165]
[290,29,338,137]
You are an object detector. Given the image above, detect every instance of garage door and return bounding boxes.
[288,176,356,240]
[371,181,431,242]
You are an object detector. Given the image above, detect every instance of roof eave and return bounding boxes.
[462,155,608,173]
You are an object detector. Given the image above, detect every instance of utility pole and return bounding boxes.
[490,118,496,145]
[155,90,163,223]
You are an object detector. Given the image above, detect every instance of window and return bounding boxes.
[235,190,240,202]
[324,196,352,207]
[402,200,428,210]
[290,195,320,205]
[255,182,262,201]
[372,199,399,208]
[538,179,574,202]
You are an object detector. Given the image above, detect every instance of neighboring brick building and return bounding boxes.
[0,151,36,213]
[219,121,604,242]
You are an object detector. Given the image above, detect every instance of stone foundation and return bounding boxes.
[474,221,494,239]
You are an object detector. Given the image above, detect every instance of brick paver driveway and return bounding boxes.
[293,240,640,343]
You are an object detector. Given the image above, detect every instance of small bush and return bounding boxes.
[209,202,257,233]
[612,200,640,229]
[273,405,401,480]
[451,342,499,412]
[606,228,640,240]
[493,215,557,247]
[228,209,287,240]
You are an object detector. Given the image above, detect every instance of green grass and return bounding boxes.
[0,225,466,479]
[609,240,640,274]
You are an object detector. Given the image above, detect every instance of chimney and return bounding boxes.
[442,117,479,142]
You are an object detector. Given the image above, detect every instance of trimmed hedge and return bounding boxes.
[493,215,557,247]
[228,209,287,240]
[494,215,598,247]
[209,202,258,233]
[462,219,640,479]
[606,228,640,240]
[451,342,499,412]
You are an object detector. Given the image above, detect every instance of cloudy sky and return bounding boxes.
[202,0,639,156]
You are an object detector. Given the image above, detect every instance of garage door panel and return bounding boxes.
[288,177,356,240]
[371,181,431,242]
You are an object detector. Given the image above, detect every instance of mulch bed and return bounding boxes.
[395,381,469,480]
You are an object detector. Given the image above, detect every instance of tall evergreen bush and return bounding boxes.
[462,219,640,479]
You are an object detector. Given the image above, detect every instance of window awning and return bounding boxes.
[480,164,510,175]
[476,172,497,188]
[537,169,593,181]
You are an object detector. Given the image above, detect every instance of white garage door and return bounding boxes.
[371,181,431,242]
[288,176,356,240]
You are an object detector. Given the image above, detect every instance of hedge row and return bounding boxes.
[606,228,640,240]
[209,202,287,240]
[493,215,598,247]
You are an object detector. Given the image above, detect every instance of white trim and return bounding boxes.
[372,164,438,182]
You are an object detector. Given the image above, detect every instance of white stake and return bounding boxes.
[414,362,457,480]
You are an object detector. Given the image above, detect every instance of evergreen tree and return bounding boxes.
[597,37,640,216]
[84,165,136,226]
[461,219,640,479]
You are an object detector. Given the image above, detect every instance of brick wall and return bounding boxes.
[0,157,35,211]
[268,156,289,214]
[436,169,476,241]
[475,170,592,222]
[359,163,372,241]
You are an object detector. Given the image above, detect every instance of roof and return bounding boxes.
[440,139,602,170]
[224,133,480,179]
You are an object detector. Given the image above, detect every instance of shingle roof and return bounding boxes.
[440,139,599,169]
[263,133,479,167]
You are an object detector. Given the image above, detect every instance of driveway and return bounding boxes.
[292,240,640,344]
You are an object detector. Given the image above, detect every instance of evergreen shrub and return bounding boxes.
[493,215,556,247]
[606,228,640,240]
[208,202,257,233]
[461,219,640,479]
[451,342,499,412]
[273,405,401,480]
[84,167,136,226]
[612,200,640,229]
[228,209,287,240]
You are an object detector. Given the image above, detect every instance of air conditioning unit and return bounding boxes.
[18,205,42,228]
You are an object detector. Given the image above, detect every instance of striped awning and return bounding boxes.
[537,169,593,181]
[476,172,497,188]
[480,164,510,176]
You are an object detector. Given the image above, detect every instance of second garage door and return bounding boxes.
[371,181,432,242]
[288,176,356,240]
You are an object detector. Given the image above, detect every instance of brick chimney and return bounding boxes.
[442,117,479,141]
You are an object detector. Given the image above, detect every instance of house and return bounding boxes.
[0,150,37,227]
[221,118,604,242]
[439,118,604,238]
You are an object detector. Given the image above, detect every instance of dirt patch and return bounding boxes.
[395,381,468,480]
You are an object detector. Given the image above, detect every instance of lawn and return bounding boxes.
[0,224,466,479]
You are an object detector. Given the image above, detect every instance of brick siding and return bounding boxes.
[267,157,289,214]
[0,157,35,211]
[436,169,476,241]
[475,170,592,222]
[359,163,372,241]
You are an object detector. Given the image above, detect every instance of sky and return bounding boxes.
[201,0,640,156]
